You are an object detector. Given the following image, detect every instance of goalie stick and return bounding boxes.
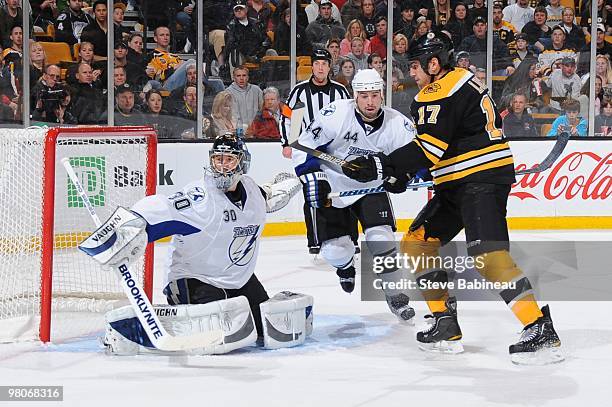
[515,131,570,175]
[61,158,223,352]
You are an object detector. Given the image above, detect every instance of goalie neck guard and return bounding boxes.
[209,133,251,192]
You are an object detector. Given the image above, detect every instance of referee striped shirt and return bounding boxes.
[279,77,350,146]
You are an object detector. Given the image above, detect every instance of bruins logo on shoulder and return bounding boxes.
[423,83,441,94]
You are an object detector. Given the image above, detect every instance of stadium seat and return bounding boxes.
[39,42,73,65]
[297,65,311,81]
[540,123,553,137]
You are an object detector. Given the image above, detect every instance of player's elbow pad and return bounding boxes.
[79,207,148,269]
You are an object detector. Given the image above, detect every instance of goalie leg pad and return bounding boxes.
[260,291,314,349]
[79,207,148,268]
[103,297,257,355]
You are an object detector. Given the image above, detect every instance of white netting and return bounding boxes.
[0,127,154,343]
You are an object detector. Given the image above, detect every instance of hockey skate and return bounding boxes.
[337,266,356,293]
[509,305,564,365]
[416,296,463,354]
[385,293,415,324]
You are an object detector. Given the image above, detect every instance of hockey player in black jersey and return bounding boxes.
[342,31,563,364]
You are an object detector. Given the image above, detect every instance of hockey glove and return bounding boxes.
[342,153,393,183]
[383,172,410,194]
[299,171,331,208]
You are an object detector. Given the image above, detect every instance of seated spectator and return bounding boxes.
[559,7,585,52]
[333,58,356,92]
[127,32,145,66]
[246,86,281,139]
[580,0,612,38]
[203,0,233,70]
[66,42,105,87]
[368,52,385,79]
[536,25,577,68]
[594,97,612,136]
[69,62,107,124]
[248,0,274,31]
[588,24,612,57]
[145,26,184,89]
[113,65,127,88]
[546,98,587,137]
[275,7,312,57]
[413,17,429,42]
[29,41,47,84]
[272,0,309,29]
[226,65,263,130]
[306,0,346,50]
[510,32,535,68]
[31,64,71,123]
[81,0,109,58]
[392,33,410,73]
[347,37,369,71]
[579,74,603,117]
[446,2,471,49]
[502,93,538,138]
[305,0,342,24]
[502,0,534,33]
[142,89,174,139]
[175,1,196,53]
[595,54,612,88]
[54,0,95,48]
[474,67,486,83]
[542,56,581,112]
[369,16,388,58]
[113,2,131,42]
[359,0,378,39]
[458,16,513,74]
[225,0,275,73]
[395,1,417,41]
[31,0,60,32]
[340,19,371,57]
[210,90,238,137]
[327,38,342,75]
[501,58,547,111]
[0,0,30,49]
[545,0,563,28]
[1,24,22,69]
[455,50,475,71]
[115,84,143,125]
[168,61,197,112]
[522,6,550,46]
[467,0,487,25]
[114,40,147,90]
[427,0,451,29]
[174,84,197,122]
[341,0,363,28]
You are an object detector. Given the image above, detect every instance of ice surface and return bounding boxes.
[1,231,611,407]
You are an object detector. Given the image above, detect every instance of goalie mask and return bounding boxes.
[209,133,251,191]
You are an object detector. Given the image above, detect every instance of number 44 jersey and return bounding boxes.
[131,175,266,289]
[409,68,516,189]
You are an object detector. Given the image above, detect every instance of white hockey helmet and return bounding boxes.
[351,68,384,98]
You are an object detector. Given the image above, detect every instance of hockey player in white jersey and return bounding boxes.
[293,69,417,321]
[79,133,313,355]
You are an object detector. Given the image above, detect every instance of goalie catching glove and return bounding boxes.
[261,172,302,213]
[79,207,148,269]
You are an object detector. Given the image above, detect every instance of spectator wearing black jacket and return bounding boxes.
[114,41,147,91]
[225,0,272,69]
[54,0,95,48]
[306,0,345,50]
[559,7,585,51]
[445,2,471,50]
[503,93,539,138]
[30,0,60,31]
[274,7,312,56]
[81,0,109,58]
[69,62,107,124]
[457,16,513,74]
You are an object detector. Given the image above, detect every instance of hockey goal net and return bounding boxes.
[0,126,157,343]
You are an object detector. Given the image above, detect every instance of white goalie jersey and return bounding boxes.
[131,175,266,289]
[292,99,417,208]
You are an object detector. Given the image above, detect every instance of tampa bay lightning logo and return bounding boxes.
[320,104,336,116]
[187,186,205,202]
[227,225,260,268]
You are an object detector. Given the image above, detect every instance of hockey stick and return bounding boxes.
[328,181,433,198]
[515,131,570,175]
[61,158,223,352]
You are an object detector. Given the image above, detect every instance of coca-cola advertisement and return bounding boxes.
[509,141,612,216]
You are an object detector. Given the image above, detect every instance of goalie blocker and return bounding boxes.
[103,292,313,355]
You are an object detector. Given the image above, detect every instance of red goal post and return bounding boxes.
[0,126,157,343]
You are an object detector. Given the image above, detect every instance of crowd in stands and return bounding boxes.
[0,0,611,138]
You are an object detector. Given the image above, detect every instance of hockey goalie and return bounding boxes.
[79,133,313,355]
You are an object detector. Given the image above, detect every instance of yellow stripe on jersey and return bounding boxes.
[417,133,449,150]
[415,68,474,102]
[414,139,441,164]
[434,157,515,184]
[433,143,511,168]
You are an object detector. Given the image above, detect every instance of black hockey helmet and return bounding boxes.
[406,30,454,70]
[209,132,251,191]
[312,48,332,64]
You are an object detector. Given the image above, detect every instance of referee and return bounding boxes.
[280,48,355,255]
